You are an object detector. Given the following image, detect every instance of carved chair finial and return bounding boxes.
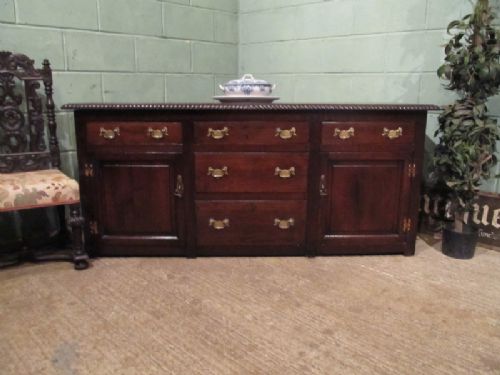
[0,51,38,76]
[0,51,58,173]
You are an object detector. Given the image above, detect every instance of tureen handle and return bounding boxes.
[241,74,255,81]
[272,84,277,90]
[218,84,225,91]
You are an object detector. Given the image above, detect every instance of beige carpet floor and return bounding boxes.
[1,238,499,375]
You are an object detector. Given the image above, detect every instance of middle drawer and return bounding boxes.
[195,152,309,193]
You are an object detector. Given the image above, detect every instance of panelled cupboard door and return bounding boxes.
[317,152,414,255]
[88,157,185,256]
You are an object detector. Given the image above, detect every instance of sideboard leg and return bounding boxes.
[305,243,317,258]
[186,249,197,259]
[404,244,416,256]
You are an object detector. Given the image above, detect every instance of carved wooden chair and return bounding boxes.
[0,51,89,270]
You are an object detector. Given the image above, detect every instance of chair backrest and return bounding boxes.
[0,51,60,173]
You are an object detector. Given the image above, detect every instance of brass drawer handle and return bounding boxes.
[275,127,296,140]
[333,127,355,140]
[382,127,403,140]
[275,166,295,179]
[209,218,230,230]
[148,127,168,139]
[207,166,228,178]
[274,218,295,230]
[207,127,229,140]
[99,127,120,140]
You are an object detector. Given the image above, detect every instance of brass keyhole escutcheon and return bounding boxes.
[99,127,120,140]
[148,127,168,139]
[275,166,295,179]
[382,127,403,140]
[319,174,328,196]
[207,127,229,140]
[207,166,228,178]
[174,175,184,198]
[275,127,296,140]
[209,218,230,230]
[274,218,295,230]
[333,127,355,140]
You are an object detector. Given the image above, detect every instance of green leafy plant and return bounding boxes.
[433,0,500,216]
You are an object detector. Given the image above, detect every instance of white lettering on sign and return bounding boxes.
[479,230,494,239]
[422,194,499,229]
[481,205,490,226]
[492,208,500,229]
[472,203,481,225]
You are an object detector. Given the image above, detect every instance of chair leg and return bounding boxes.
[69,204,89,270]
[56,205,70,248]
[0,212,24,268]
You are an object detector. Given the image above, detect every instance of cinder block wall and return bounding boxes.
[239,0,500,193]
[0,0,238,178]
[1,0,498,192]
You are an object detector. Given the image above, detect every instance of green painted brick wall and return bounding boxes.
[239,0,500,193]
[1,0,499,192]
[0,0,238,179]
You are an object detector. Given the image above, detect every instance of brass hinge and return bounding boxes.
[89,220,98,235]
[84,163,94,177]
[403,218,412,233]
[408,163,416,178]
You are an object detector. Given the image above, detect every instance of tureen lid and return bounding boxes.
[223,74,271,86]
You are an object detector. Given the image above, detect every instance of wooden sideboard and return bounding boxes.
[63,103,438,257]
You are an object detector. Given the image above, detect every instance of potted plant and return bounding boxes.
[433,0,500,258]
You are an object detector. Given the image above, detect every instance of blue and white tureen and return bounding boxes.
[219,74,276,97]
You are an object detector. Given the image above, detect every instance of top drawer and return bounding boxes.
[321,121,415,147]
[194,121,309,146]
[86,122,182,146]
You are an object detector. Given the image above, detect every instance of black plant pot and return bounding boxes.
[442,223,478,259]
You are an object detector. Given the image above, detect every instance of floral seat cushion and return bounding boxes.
[0,169,80,212]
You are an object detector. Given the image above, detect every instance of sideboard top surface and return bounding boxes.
[62,103,439,112]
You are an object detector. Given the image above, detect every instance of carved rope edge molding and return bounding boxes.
[61,103,440,111]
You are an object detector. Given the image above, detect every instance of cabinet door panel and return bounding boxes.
[90,159,185,255]
[101,164,174,235]
[318,153,412,254]
[327,161,402,234]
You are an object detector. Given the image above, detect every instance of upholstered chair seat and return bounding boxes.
[0,170,80,212]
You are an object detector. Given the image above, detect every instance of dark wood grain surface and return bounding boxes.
[86,121,183,146]
[196,200,307,246]
[71,104,430,257]
[195,152,309,193]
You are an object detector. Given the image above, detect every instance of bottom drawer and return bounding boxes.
[196,200,306,246]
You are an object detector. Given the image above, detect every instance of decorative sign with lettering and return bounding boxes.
[420,191,500,248]
[472,193,500,246]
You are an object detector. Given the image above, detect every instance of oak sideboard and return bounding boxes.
[63,103,438,257]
